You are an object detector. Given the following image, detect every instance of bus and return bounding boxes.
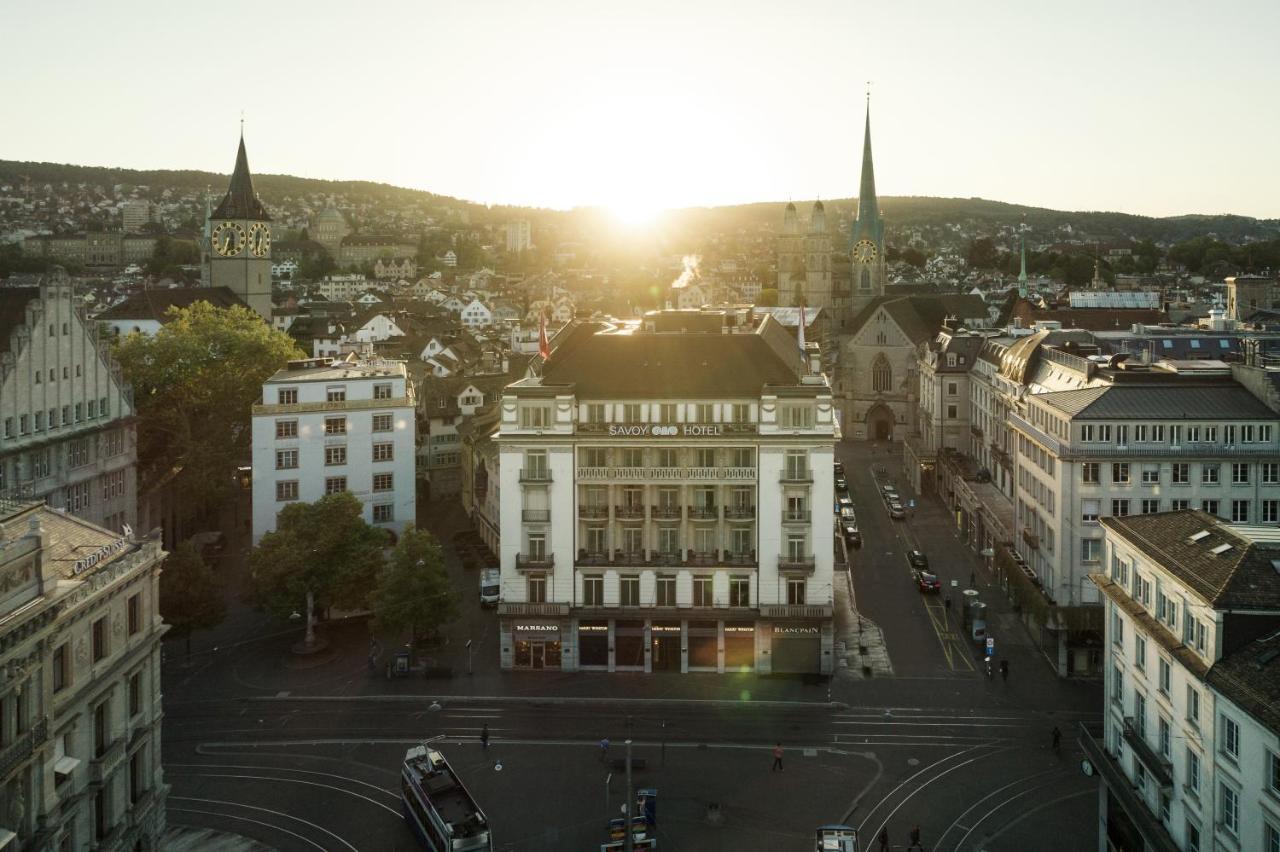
[401,744,493,851]
[815,824,859,852]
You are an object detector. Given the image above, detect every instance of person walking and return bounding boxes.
[599,737,610,762]
[480,724,489,750]
[909,825,922,850]
[1051,726,1062,754]
[878,826,889,851]
[1000,659,1009,682]
[771,742,784,772]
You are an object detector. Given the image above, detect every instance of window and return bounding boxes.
[946,404,958,419]
[585,403,605,424]
[324,416,346,436]
[276,480,298,501]
[729,576,750,607]
[278,387,298,404]
[1187,684,1200,728]
[623,403,642,422]
[1172,463,1189,484]
[1082,463,1100,484]
[787,578,806,605]
[580,448,607,468]
[129,670,142,718]
[655,575,676,607]
[74,402,82,422]
[1142,465,1160,484]
[127,593,140,636]
[1081,538,1101,562]
[1185,821,1200,852]
[68,438,90,468]
[326,387,347,402]
[520,405,551,429]
[1157,657,1170,695]
[1111,499,1130,517]
[1134,691,1147,737]
[695,448,716,468]
[372,413,393,432]
[693,577,713,607]
[620,575,640,606]
[694,404,714,423]
[324,477,347,495]
[92,616,108,662]
[1171,499,1190,511]
[1266,822,1279,852]
[276,449,298,470]
[1201,499,1220,518]
[1202,464,1220,484]
[275,420,298,439]
[731,404,751,423]
[1220,783,1239,836]
[1112,605,1125,646]
[53,643,70,693]
[527,574,547,603]
[583,575,603,606]
[1081,424,1095,442]
[871,354,892,392]
[1232,463,1250,484]
[94,700,109,758]
[1268,750,1280,798]
[369,503,392,523]
[1222,715,1240,761]
[525,450,550,479]
[620,448,643,468]
[373,472,393,492]
[1112,662,1124,704]
[1112,463,1130,484]
[1231,500,1250,523]
[660,403,678,422]
[1141,499,1160,515]
[1187,748,1201,794]
[784,450,809,480]
[1264,463,1279,484]
[372,442,394,462]
[1265,500,1280,524]
[373,383,393,400]
[781,405,814,428]
[324,445,347,466]
[1135,635,1146,671]
[655,448,677,468]
[732,447,754,468]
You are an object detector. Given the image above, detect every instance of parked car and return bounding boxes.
[915,571,942,593]
[843,522,862,548]
[837,495,854,509]
[834,461,845,476]
[835,476,848,492]
[840,506,856,520]
[881,485,898,500]
[907,550,929,571]
[888,501,905,520]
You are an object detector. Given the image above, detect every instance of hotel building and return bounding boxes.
[495,308,837,675]
[250,353,416,542]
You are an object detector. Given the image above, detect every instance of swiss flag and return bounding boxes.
[538,311,551,360]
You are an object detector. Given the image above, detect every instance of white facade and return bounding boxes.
[313,274,370,301]
[250,355,417,542]
[504,221,532,253]
[460,299,493,328]
[1089,514,1280,852]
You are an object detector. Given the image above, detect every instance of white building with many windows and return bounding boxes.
[250,354,416,542]
[495,308,837,674]
[1085,511,1280,852]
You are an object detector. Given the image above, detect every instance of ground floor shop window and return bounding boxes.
[688,621,718,668]
[724,624,755,670]
[615,620,645,668]
[651,622,681,670]
[578,621,609,667]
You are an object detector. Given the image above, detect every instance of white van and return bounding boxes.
[479,568,501,607]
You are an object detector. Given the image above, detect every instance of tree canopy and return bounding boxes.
[159,540,227,656]
[371,526,459,643]
[250,492,388,622]
[112,302,305,506]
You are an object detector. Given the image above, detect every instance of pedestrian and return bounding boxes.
[910,824,922,849]
[944,594,951,612]
[1051,725,1062,753]
[1000,659,1009,682]
[771,742,784,772]
[599,737,610,762]
[878,826,889,852]
[480,724,489,750]
[970,569,976,587]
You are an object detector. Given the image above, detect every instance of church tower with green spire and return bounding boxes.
[850,96,887,315]
[208,132,273,319]
[1018,235,1028,297]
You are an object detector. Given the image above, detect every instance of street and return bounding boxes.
[161,440,1102,851]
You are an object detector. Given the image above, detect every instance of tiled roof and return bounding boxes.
[1101,510,1280,608]
[1037,385,1274,420]
[850,294,989,345]
[95,287,247,321]
[1207,630,1280,734]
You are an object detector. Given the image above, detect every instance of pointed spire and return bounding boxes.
[1018,236,1028,283]
[212,132,271,221]
[853,94,882,247]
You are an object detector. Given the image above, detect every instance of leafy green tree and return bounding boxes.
[146,236,200,277]
[901,247,928,269]
[297,248,336,281]
[966,237,1000,270]
[1134,240,1160,274]
[372,526,459,644]
[113,302,304,508]
[159,541,227,658]
[756,288,779,306]
[250,492,388,649]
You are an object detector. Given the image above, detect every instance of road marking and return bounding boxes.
[934,767,1063,850]
[165,762,398,798]
[169,796,360,852]
[952,776,1075,851]
[854,743,1001,834]
[168,806,331,852]
[168,771,402,816]
[866,747,1009,845]
[831,720,1025,728]
[976,788,1095,849]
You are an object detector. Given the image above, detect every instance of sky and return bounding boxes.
[5,0,1280,220]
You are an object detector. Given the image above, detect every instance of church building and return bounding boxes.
[205,133,274,320]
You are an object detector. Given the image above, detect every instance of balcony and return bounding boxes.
[724,551,757,567]
[519,468,553,483]
[723,505,756,520]
[614,504,646,520]
[0,715,48,778]
[578,505,609,520]
[650,505,682,521]
[760,604,832,618]
[522,509,550,523]
[515,553,554,572]
[687,550,719,566]
[1078,722,1181,852]
[687,506,718,521]
[779,469,813,483]
[1021,528,1040,550]
[90,737,125,785]
[498,601,570,617]
[1122,717,1172,788]
[778,555,817,574]
[576,467,758,481]
[781,510,809,524]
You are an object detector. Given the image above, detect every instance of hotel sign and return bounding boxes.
[607,424,724,438]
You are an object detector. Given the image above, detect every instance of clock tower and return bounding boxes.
[208,133,273,319]
[849,97,886,316]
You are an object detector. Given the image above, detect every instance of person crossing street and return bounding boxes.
[771,742,784,772]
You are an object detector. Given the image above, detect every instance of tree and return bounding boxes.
[250,492,387,650]
[113,302,305,509]
[756,288,779,306]
[966,237,1000,270]
[371,526,459,644]
[159,541,227,658]
[146,236,200,277]
[901,247,928,269]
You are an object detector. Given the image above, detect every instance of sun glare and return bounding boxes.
[609,199,662,228]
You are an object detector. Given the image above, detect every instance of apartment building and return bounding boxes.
[250,353,416,542]
[1083,511,1280,852]
[495,308,837,674]
[0,500,168,851]
[0,270,138,533]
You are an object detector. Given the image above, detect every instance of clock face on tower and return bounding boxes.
[247,223,271,257]
[212,222,247,257]
[853,239,879,264]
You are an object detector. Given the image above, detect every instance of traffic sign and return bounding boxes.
[985,637,995,656]
[908,499,916,508]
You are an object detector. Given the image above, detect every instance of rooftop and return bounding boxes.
[266,353,407,383]
[1035,383,1275,420]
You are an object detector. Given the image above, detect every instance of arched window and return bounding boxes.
[861,268,872,291]
[872,354,892,392]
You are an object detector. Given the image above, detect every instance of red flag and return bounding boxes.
[538,311,551,360]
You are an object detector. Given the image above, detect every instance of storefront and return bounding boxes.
[723,623,756,671]
[771,624,821,673]
[650,622,681,671]
[687,620,719,670]
[512,622,563,670]
[577,620,609,669]
[615,620,646,670]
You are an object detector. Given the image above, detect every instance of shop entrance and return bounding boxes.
[651,623,681,671]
